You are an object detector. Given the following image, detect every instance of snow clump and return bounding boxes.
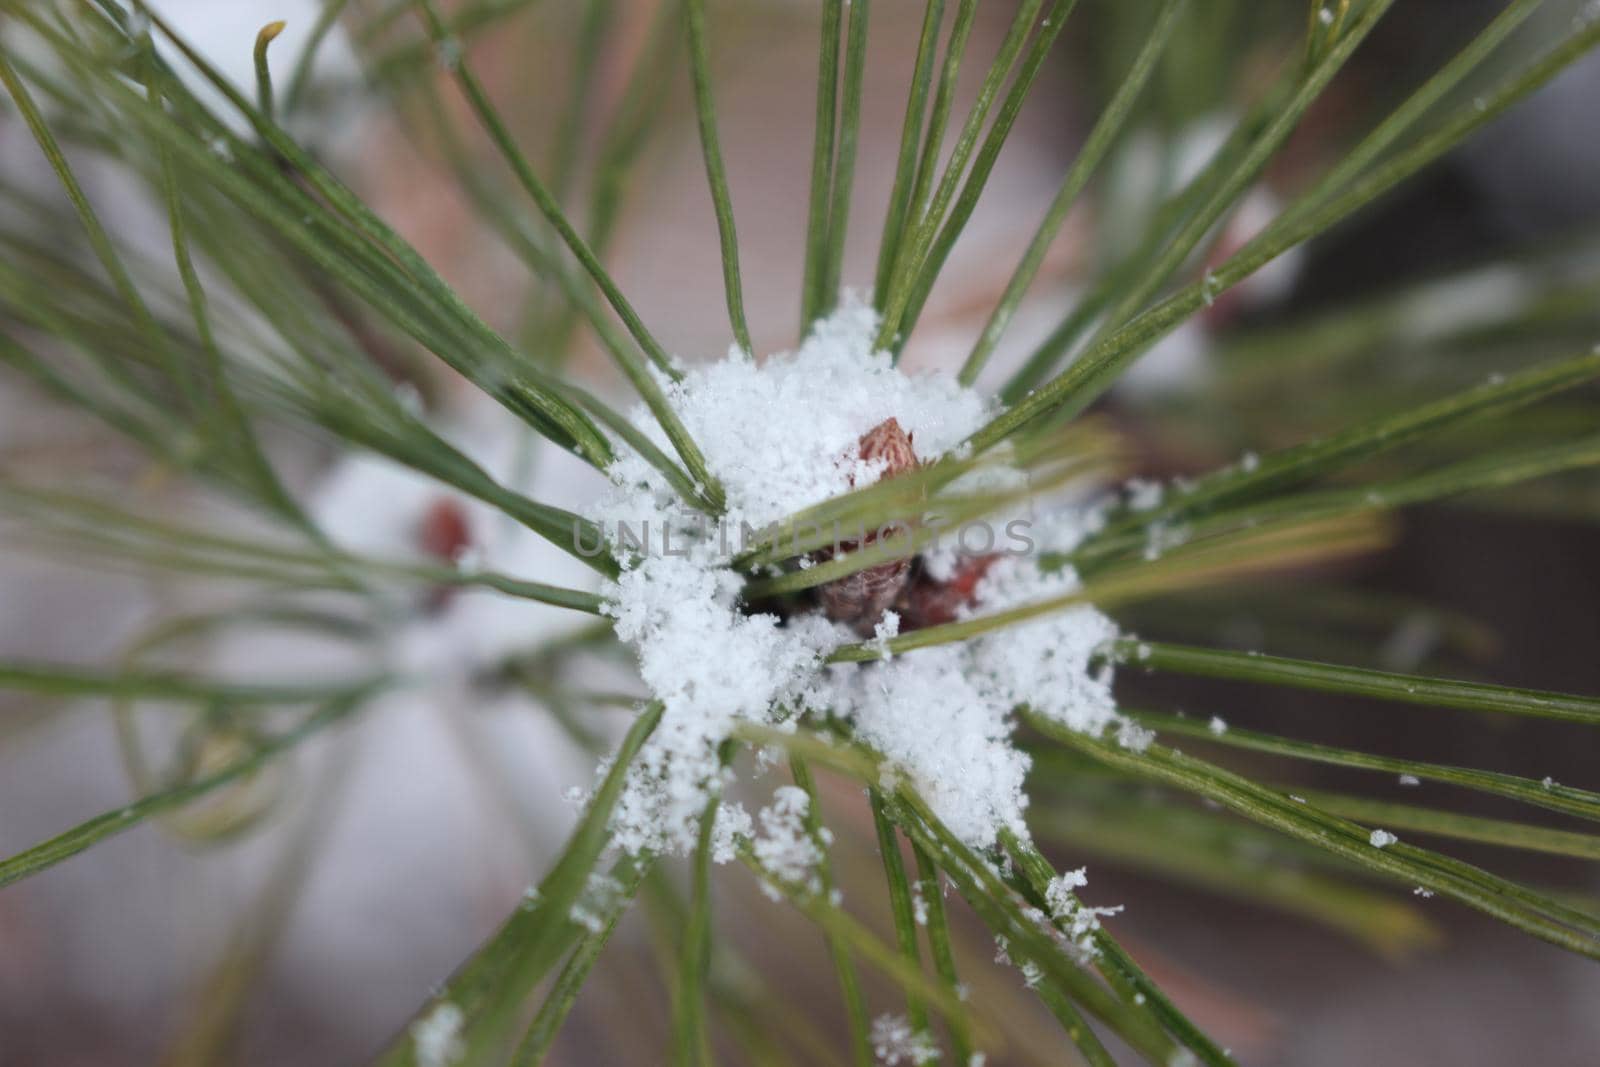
[591,300,1140,857]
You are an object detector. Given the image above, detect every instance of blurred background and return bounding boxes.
[2,0,1599,1063]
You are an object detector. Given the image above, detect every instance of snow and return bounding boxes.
[827,641,1036,848]
[968,553,1124,741]
[1125,478,1165,512]
[912,879,930,926]
[821,550,1127,847]
[600,539,840,856]
[411,1002,464,1067]
[872,1014,941,1065]
[607,296,990,532]
[569,870,625,935]
[1369,829,1399,849]
[593,303,1139,857]
[1043,867,1123,955]
[870,611,902,661]
[752,786,822,892]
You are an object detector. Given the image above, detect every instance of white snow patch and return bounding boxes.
[872,1013,941,1065]
[870,610,902,661]
[1369,829,1399,849]
[568,871,624,934]
[411,1002,464,1067]
[609,296,990,531]
[912,879,930,926]
[752,785,822,891]
[1125,478,1164,512]
[819,552,1124,848]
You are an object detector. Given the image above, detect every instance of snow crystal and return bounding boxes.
[1398,774,1420,787]
[569,871,624,934]
[411,1002,464,1067]
[1043,866,1122,955]
[1369,829,1398,849]
[752,786,822,890]
[871,1014,941,1065]
[1413,886,1435,898]
[870,611,902,661]
[594,304,1132,857]
[1045,866,1089,904]
[711,803,754,866]
[1125,478,1164,512]
[1207,716,1229,736]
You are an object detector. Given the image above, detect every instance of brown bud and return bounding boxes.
[896,553,1000,630]
[817,419,919,635]
[418,497,473,613]
[857,417,917,479]
[419,497,473,563]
